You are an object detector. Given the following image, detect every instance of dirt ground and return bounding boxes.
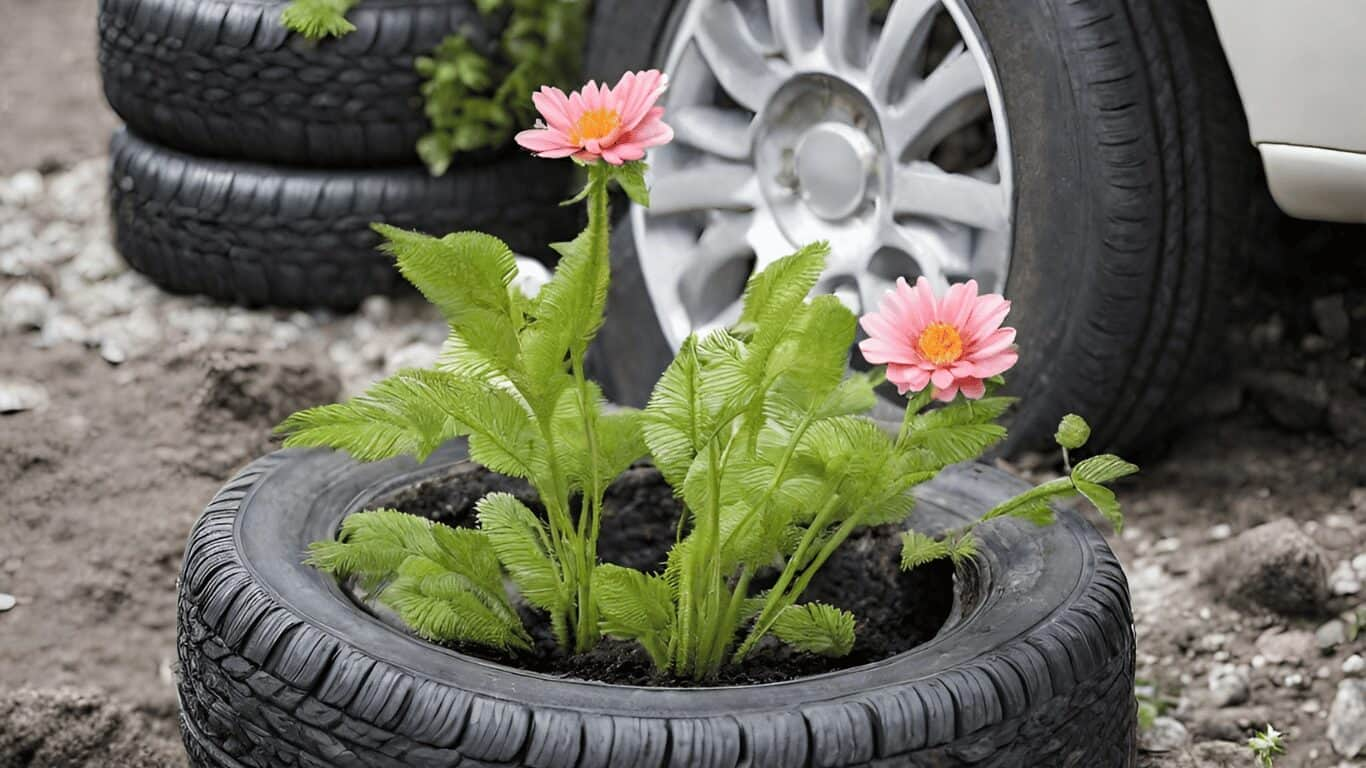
[1,1,1365,766]
[0,0,118,176]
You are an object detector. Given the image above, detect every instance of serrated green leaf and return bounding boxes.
[771,603,856,657]
[306,509,438,590]
[643,336,704,489]
[1075,479,1124,533]
[280,0,358,39]
[1006,499,1057,527]
[609,162,650,207]
[276,368,467,462]
[1072,454,1139,484]
[518,226,609,405]
[900,530,951,570]
[737,242,828,331]
[592,564,674,669]
[374,225,517,325]
[477,493,566,618]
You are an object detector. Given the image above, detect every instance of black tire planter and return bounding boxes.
[98,0,502,167]
[109,129,577,309]
[584,0,1258,456]
[176,441,1137,767]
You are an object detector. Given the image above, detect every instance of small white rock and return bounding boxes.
[1154,537,1182,554]
[0,593,15,612]
[0,379,49,414]
[1209,663,1251,707]
[100,340,126,365]
[2,281,51,331]
[1353,553,1366,575]
[1138,716,1188,753]
[359,295,392,324]
[1328,679,1366,758]
[1208,523,1233,541]
[1,170,44,207]
[1344,655,1365,676]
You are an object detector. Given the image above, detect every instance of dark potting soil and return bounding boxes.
[367,463,954,687]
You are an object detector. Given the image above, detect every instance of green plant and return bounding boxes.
[280,158,647,653]
[281,0,359,39]
[280,0,588,173]
[1248,723,1286,768]
[589,250,1136,677]
[281,70,1137,681]
[416,0,588,175]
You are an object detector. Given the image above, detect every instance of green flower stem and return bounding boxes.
[734,488,841,662]
[566,162,613,653]
[896,387,934,447]
[719,408,816,556]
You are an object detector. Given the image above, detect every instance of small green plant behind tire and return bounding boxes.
[281,0,590,174]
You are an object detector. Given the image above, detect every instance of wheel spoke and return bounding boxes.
[767,0,819,61]
[867,0,938,98]
[670,105,756,161]
[746,206,794,271]
[650,163,758,215]
[697,4,791,112]
[894,161,1007,230]
[694,297,746,338]
[879,221,958,287]
[888,48,988,156]
[822,0,871,69]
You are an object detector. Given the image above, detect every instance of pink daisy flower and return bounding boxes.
[858,277,1018,402]
[514,70,674,165]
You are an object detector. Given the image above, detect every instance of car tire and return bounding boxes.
[109,129,577,309]
[97,0,502,167]
[585,0,1258,456]
[176,442,1135,767]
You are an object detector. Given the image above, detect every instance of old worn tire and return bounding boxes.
[97,0,504,167]
[109,129,576,309]
[585,0,1257,457]
[176,443,1135,767]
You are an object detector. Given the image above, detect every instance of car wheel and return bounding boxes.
[587,0,1258,454]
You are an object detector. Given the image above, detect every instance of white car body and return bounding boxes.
[1208,0,1366,222]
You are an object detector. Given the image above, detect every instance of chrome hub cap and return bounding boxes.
[634,0,1014,354]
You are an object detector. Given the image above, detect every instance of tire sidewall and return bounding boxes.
[178,444,1135,765]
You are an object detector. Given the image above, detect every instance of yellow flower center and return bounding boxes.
[917,322,964,365]
[570,108,621,145]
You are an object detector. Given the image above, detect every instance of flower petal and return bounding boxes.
[887,363,931,394]
[968,350,1018,379]
[958,377,986,399]
[930,368,955,390]
[532,87,575,134]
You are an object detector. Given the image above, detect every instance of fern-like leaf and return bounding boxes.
[592,564,675,670]
[277,368,466,462]
[306,509,436,590]
[280,0,357,39]
[477,493,566,620]
[643,336,705,488]
[771,603,856,657]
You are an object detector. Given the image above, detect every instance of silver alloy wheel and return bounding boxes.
[632,0,1014,349]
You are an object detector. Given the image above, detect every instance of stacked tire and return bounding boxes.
[99,0,576,308]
